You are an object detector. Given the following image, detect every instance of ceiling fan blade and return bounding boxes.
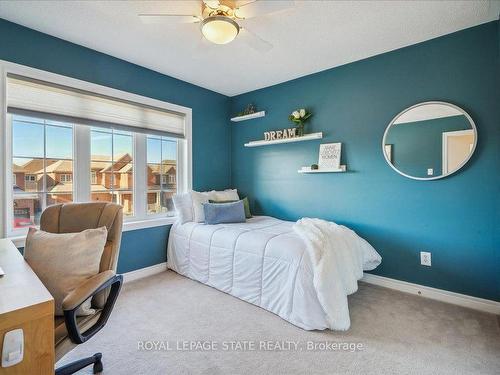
[235,0,295,19]
[203,0,220,9]
[139,14,201,24]
[239,26,273,53]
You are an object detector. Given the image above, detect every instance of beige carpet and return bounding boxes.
[58,271,500,374]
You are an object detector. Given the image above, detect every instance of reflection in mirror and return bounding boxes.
[383,102,476,180]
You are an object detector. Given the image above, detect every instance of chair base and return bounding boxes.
[55,352,103,375]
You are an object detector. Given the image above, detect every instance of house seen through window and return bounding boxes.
[12,115,74,229]
[91,127,134,216]
[11,115,180,231]
[147,135,177,215]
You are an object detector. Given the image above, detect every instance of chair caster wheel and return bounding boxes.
[93,360,103,374]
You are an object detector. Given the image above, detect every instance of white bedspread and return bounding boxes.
[167,216,381,330]
[294,218,381,330]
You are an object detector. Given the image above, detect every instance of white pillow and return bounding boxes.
[191,190,216,223]
[172,192,193,224]
[213,189,239,202]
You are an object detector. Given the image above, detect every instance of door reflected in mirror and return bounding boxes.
[383,102,476,180]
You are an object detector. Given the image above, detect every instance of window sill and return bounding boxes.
[123,216,176,231]
[8,216,177,248]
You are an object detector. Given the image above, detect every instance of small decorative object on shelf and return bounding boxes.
[311,164,319,170]
[289,108,312,136]
[236,103,257,117]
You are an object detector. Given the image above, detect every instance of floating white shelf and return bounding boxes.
[244,132,323,147]
[298,165,347,174]
[231,111,266,122]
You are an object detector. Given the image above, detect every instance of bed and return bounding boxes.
[167,215,381,331]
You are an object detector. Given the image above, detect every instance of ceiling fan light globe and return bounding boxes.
[201,16,239,44]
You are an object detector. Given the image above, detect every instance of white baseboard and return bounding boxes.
[121,265,499,315]
[123,262,167,284]
[362,273,500,315]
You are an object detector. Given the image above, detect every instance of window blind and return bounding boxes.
[7,75,185,138]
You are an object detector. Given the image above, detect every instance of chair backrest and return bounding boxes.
[40,202,123,308]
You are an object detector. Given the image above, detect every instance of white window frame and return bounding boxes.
[0,60,192,247]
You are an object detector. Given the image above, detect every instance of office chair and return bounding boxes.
[39,202,124,375]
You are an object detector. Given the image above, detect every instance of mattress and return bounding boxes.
[167,215,331,330]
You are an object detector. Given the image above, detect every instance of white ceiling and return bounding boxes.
[0,1,498,96]
[394,104,462,124]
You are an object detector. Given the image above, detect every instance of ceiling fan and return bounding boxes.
[138,0,295,52]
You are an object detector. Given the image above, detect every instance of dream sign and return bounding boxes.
[264,128,297,141]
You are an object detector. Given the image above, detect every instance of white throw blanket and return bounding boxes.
[293,218,382,330]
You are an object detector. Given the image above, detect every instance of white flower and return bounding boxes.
[299,109,306,117]
[292,111,300,119]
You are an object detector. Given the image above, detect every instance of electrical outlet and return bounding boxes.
[420,251,431,266]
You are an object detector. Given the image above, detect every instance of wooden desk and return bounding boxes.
[0,238,54,374]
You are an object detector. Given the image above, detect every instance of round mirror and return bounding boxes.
[383,101,477,180]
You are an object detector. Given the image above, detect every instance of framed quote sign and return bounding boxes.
[318,143,342,170]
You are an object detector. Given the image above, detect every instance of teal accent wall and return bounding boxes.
[385,115,471,178]
[2,18,499,301]
[0,18,231,273]
[117,225,171,273]
[230,21,500,301]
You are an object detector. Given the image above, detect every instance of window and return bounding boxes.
[3,69,191,239]
[146,135,177,215]
[160,174,176,186]
[91,127,134,216]
[60,174,72,183]
[12,115,74,229]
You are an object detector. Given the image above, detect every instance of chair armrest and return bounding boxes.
[62,270,115,311]
[63,272,123,344]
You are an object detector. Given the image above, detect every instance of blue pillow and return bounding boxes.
[203,201,246,225]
